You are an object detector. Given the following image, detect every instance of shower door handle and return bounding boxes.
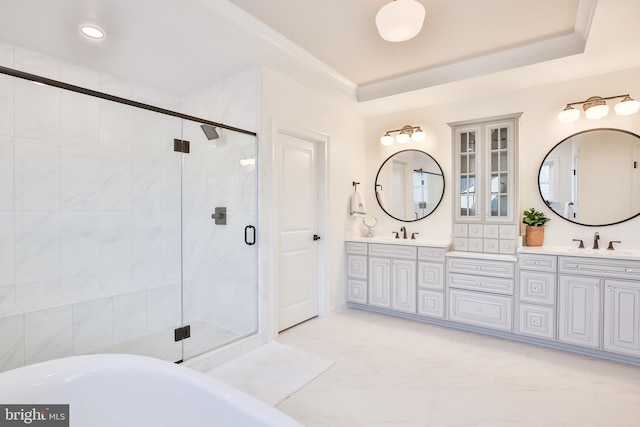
[245,225,256,246]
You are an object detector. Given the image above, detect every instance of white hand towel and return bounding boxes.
[351,189,367,217]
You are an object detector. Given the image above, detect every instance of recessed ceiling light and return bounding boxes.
[80,25,105,39]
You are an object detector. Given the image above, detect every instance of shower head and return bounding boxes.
[200,124,219,141]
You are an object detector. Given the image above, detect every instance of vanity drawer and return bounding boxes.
[418,262,444,290]
[449,273,514,295]
[558,256,640,280]
[518,271,556,305]
[347,279,367,304]
[517,303,555,340]
[448,289,513,332]
[417,289,444,319]
[418,247,446,262]
[346,242,367,255]
[369,244,417,260]
[518,253,557,272]
[347,254,367,279]
[447,257,515,278]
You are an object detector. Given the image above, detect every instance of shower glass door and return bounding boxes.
[180,120,258,360]
[0,67,258,372]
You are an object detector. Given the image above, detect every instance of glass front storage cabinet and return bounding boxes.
[450,114,521,254]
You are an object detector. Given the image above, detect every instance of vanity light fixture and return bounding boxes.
[375,0,426,42]
[380,125,425,146]
[80,24,106,39]
[558,94,640,122]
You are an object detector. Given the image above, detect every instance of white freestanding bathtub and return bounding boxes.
[0,354,303,427]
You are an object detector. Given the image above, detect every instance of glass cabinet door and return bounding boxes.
[456,126,480,221]
[485,121,515,223]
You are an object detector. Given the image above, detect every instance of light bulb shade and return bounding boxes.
[375,0,426,42]
[381,134,394,146]
[558,106,580,123]
[396,132,411,144]
[411,128,426,141]
[614,96,640,115]
[584,104,609,120]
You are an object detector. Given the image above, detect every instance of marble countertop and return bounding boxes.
[518,245,640,261]
[346,236,450,249]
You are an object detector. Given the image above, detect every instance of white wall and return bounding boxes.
[261,68,365,332]
[364,66,640,251]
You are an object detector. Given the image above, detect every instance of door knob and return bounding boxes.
[313,234,321,241]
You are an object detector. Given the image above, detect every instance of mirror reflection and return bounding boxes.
[375,150,445,222]
[539,128,640,226]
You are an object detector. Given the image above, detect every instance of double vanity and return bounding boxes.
[346,237,640,365]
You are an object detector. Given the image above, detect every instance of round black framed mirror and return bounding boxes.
[375,149,445,222]
[538,128,640,226]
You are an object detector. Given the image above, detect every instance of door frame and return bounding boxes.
[271,121,328,336]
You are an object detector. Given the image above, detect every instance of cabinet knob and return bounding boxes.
[606,286,611,291]
[534,261,539,265]
[594,283,599,289]
[625,268,633,272]
[577,265,583,269]
[476,308,482,312]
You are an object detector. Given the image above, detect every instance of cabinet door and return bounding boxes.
[418,261,444,290]
[484,120,515,223]
[558,275,601,348]
[347,254,367,279]
[391,259,416,313]
[454,125,481,222]
[603,279,640,357]
[368,257,391,308]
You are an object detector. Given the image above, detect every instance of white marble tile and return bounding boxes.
[113,291,147,343]
[99,99,133,151]
[99,149,132,211]
[24,306,73,365]
[131,107,181,159]
[276,309,640,427]
[61,274,103,303]
[14,79,60,142]
[147,284,180,333]
[98,269,134,294]
[60,146,101,211]
[15,279,62,311]
[72,297,113,354]
[0,314,24,372]
[14,137,61,211]
[61,212,100,278]
[14,47,60,80]
[0,212,14,288]
[132,211,163,269]
[0,136,14,211]
[98,73,133,99]
[0,74,14,137]
[99,212,133,273]
[59,62,101,89]
[131,160,162,212]
[14,211,61,285]
[60,89,100,147]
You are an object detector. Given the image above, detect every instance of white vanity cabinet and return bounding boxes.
[446,254,515,331]
[558,256,640,354]
[450,115,520,254]
[346,242,368,304]
[368,244,417,314]
[516,253,557,340]
[417,246,446,319]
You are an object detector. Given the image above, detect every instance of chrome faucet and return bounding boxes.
[400,226,407,239]
[593,232,600,249]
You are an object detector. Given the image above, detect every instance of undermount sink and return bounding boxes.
[563,247,640,258]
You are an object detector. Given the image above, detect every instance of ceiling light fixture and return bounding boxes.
[375,0,426,43]
[80,25,105,39]
[558,94,640,122]
[380,125,425,146]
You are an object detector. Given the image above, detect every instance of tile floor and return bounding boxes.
[276,308,640,427]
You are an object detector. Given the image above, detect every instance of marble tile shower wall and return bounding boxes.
[0,75,188,371]
[0,43,188,372]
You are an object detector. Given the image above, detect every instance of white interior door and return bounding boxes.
[276,130,320,331]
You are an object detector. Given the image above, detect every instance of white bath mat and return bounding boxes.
[206,341,333,406]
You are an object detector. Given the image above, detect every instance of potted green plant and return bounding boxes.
[522,207,550,246]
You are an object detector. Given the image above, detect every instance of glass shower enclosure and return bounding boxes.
[0,67,258,371]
